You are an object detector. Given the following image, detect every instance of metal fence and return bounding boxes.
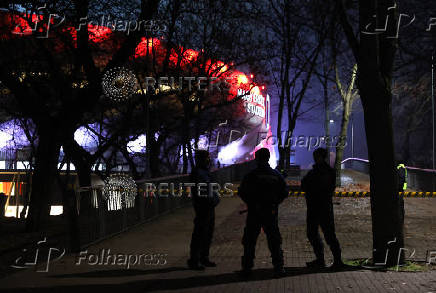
[341,158,436,191]
[74,160,258,248]
[75,174,192,248]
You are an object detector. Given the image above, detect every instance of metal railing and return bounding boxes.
[341,157,436,191]
[74,160,258,248]
[75,174,193,248]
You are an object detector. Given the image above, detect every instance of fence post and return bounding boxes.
[137,190,145,221]
[96,189,106,239]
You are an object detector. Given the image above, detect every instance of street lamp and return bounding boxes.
[351,113,354,158]
[432,54,435,190]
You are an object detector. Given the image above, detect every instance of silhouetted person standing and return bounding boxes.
[239,148,288,277]
[396,161,407,258]
[301,148,343,269]
[187,150,219,270]
[397,162,407,193]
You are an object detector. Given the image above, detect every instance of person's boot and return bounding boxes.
[306,259,326,268]
[240,256,253,278]
[187,259,205,271]
[331,249,345,269]
[330,256,345,270]
[330,260,345,270]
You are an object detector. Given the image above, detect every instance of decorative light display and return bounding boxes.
[0,131,13,150]
[127,134,147,153]
[197,135,209,150]
[102,66,137,102]
[0,120,31,151]
[74,124,99,150]
[102,174,137,209]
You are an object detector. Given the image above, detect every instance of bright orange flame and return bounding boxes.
[250,86,260,95]
[184,49,198,61]
[250,74,254,78]
[237,74,248,84]
[220,64,228,73]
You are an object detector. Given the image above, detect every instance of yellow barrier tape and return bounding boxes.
[139,188,436,198]
[287,191,436,198]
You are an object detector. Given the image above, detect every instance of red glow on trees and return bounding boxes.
[134,37,161,58]
[1,11,266,105]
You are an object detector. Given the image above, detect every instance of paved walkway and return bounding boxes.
[1,170,436,292]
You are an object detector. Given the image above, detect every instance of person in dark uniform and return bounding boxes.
[301,148,343,269]
[187,150,220,270]
[397,162,407,192]
[397,161,407,241]
[238,148,288,277]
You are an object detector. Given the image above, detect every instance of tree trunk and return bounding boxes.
[61,137,94,251]
[359,78,404,266]
[360,0,404,266]
[149,137,162,177]
[187,140,195,170]
[401,128,411,164]
[337,0,404,266]
[334,102,350,186]
[324,77,330,162]
[182,143,188,174]
[26,127,61,232]
[62,138,92,212]
[276,62,286,170]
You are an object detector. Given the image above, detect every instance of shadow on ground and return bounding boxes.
[2,265,362,292]
[51,266,190,278]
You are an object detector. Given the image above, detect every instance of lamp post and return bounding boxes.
[351,113,355,158]
[432,54,435,190]
[329,119,334,166]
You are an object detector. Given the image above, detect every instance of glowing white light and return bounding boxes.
[16,161,30,170]
[74,126,98,149]
[0,120,31,151]
[218,135,249,164]
[197,135,209,150]
[102,174,137,210]
[58,163,76,170]
[5,205,63,217]
[0,131,12,149]
[269,149,278,169]
[127,134,147,153]
[102,66,137,102]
